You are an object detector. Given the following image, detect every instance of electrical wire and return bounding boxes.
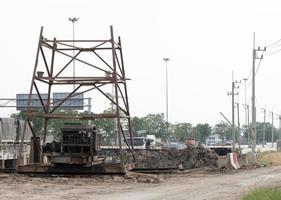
[266,38,281,48]
[255,54,264,76]
[246,53,264,89]
[266,43,281,48]
[242,38,281,112]
[246,78,252,89]
[246,68,252,81]
[264,48,281,56]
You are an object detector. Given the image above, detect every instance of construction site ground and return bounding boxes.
[1,165,281,200]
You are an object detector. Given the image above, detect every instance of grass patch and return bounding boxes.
[241,187,281,200]
[258,151,281,166]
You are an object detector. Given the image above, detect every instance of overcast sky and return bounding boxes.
[1,0,281,127]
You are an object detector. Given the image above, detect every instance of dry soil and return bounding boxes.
[1,166,281,200]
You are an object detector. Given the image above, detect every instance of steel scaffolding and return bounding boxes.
[17,26,135,172]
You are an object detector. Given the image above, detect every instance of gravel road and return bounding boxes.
[1,166,281,200]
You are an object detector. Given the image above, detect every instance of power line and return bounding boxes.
[255,54,264,76]
[266,43,281,48]
[245,39,279,87]
[246,54,264,89]
[246,69,252,83]
[264,48,281,56]
[245,39,281,89]
[266,38,281,48]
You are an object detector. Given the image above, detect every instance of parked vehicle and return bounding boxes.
[146,135,156,146]
[126,137,146,149]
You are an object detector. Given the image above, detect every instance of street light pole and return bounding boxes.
[251,32,256,156]
[69,17,79,91]
[163,58,170,123]
[163,58,170,140]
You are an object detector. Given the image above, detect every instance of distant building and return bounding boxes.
[0,118,32,168]
[0,118,32,141]
[206,134,224,146]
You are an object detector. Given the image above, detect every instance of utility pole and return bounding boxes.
[237,103,240,130]
[243,78,249,145]
[243,78,248,126]
[227,75,240,152]
[251,32,266,156]
[279,115,281,140]
[69,17,79,91]
[163,58,170,140]
[247,104,250,143]
[276,114,281,141]
[261,107,266,147]
[269,111,274,147]
[236,102,241,151]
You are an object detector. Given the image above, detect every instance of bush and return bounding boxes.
[242,188,281,200]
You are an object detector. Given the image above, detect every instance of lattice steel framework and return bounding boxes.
[18,26,135,168]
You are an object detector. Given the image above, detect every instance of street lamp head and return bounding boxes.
[69,17,79,23]
[163,58,170,62]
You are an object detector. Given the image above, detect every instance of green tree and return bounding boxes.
[131,116,146,136]
[130,113,168,140]
[10,110,83,138]
[242,122,280,144]
[141,113,167,140]
[213,121,232,141]
[172,123,193,142]
[94,107,115,145]
[255,122,279,144]
[195,123,212,143]
[10,111,44,135]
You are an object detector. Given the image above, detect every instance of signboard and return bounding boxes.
[53,93,84,110]
[16,94,48,111]
[16,93,84,111]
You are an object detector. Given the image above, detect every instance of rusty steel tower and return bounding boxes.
[17,26,135,173]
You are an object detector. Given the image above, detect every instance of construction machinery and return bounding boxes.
[42,123,100,165]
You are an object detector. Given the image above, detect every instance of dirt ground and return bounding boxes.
[1,166,281,200]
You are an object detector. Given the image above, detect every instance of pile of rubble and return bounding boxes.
[100,145,218,170]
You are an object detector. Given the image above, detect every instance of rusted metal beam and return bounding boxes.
[18,27,44,170]
[95,86,128,115]
[110,25,124,167]
[28,112,129,119]
[50,85,81,113]
[39,47,50,77]
[33,82,47,113]
[54,50,81,78]
[44,39,109,43]
[119,36,134,151]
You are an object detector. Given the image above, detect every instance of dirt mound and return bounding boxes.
[100,146,218,169]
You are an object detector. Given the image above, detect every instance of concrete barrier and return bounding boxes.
[227,153,240,169]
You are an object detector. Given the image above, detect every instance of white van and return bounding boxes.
[146,135,156,146]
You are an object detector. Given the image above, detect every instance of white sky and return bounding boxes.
[1,0,281,126]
